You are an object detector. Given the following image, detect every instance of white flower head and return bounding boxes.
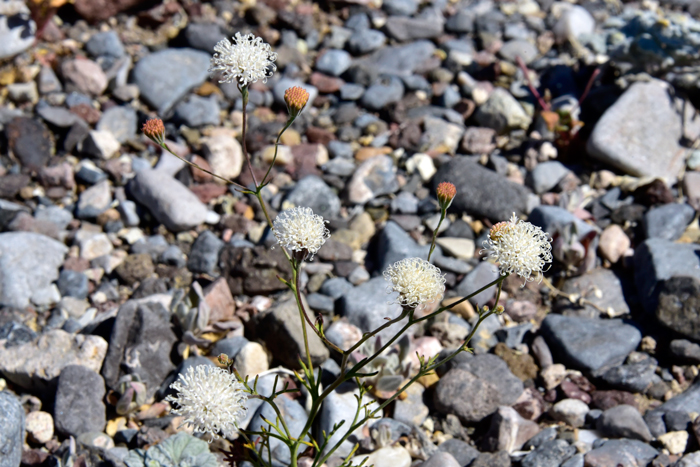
[482,213,552,284]
[383,257,446,308]
[273,206,330,260]
[209,33,277,86]
[165,365,247,440]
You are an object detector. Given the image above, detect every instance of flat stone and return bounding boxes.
[596,404,652,442]
[587,80,685,181]
[76,179,112,219]
[54,365,106,437]
[540,314,641,376]
[361,76,405,111]
[419,116,464,155]
[316,49,352,76]
[5,117,53,171]
[438,439,480,467]
[0,329,107,391]
[132,48,211,115]
[358,40,436,77]
[285,175,341,219]
[61,59,108,97]
[528,161,570,194]
[559,268,630,318]
[173,95,221,127]
[0,391,24,467]
[129,169,210,232]
[482,406,540,453]
[97,105,137,143]
[347,155,400,204]
[584,439,658,467]
[644,203,694,241]
[550,399,589,428]
[455,261,500,307]
[200,133,243,182]
[474,88,532,133]
[0,232,67,309]
[434,158,530,221]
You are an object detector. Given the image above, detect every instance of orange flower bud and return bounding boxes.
[284,86,310,117]
[436,182,456,210]
[142,118,165,144]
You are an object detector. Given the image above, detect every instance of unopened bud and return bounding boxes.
[436,182,456,210]
[142,118,165,145]
[218,353,231,366]
[284,86,310,118]
[494,305,504,314]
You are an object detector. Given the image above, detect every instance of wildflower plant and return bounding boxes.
[140,32,551,467]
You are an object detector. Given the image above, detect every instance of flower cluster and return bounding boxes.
[384,257,446,308]
[482,213,552,284]
[284,86,310,117]
[142,118,165,145]
[209,33,277,86]
[273,206,330,260]
[436,182,456,210]
[166,365,248,440]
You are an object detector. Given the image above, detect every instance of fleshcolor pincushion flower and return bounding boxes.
[209,33,278,86]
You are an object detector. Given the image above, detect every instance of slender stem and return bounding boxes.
[516,55,550,112]
[161,142,247,191]
[239,85,260,188]
[577,67,600,107]
[260,118,294,188]
[293,263,314,375]
[427,208,446,262]
[255,191,275,229]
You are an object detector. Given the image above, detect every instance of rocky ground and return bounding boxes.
[2,0,700,466]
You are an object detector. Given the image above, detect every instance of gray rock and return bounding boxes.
[656,276,700,341]
[35,206,73,231]
[527,161,570,194]
[102,301,177,398]
[319,383,380,456]
[86,31,125,60]
[474,88,532,133]
[361,76,405,110]
[0,199,28,230]
[634,239,700,313]
[561,454,584,467]
[307,293,335,314]
[340,83,365,100]
[445,9,475,34]
[97,106,137,143]
[455,261,500,307]
[600,358,656,393]
[482,406,540,453]
[433,158,530,221]
[384,15,444,41]
[0,11,35,60]
[38,65,62,94]
[540,314,641,376]
[559,268,630,318]
[348,29,386,55]
[132,48,211,115]
[210,336,249,359]
[670,339,700,364]
[391,192,419,214]
[54,365,106,437]
[421,452,460,467]
[359,41,436,76]
[470,451,511,467]
[187,230,224,275]
[528,205,597,238]
[76,179,112,219]
[587,80,684,181]
[596,405,652,442]
[434,354,524,423]
[249,394,309,464]
[320,277,355,299]
[0,391,24,467]
[373,221,431,272]
[256,294,329,369]
[437,439,479,467]
[316,49,352,76]
[58,269,89,300]
[129,169,210,232]
[347,155,400,204]
[184,22,225,52]
[419,116,465,155]
[382,0,418,16]
[499,40,539,64]
[172,95,221,127]
[644,203,694,241]
[76,160,107,185]
[646,377,700,436]
[37,106,82,128]
[285,175,341,219]
[0,232,67,309]
[338,276,408,341]
[583,439,658,467]
[520,439,575,467]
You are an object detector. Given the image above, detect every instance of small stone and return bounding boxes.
[347,29,386,55]
[421,452,460,467]
[584,439,658,467]
[350,446,410,467]
[285,175,341,219]
[683,172,700,211]
[435,237,475,260]
[528,161,570,194]
[644,203,695,241]
[658,431,689,455]
[38,65,62,94]
[656,276,700,341]
[316,49,352,76]
[5,117,54,171]
[97,106,137,143]
[559,268,630,318]
[61,59,108,97]
[419,116,465,155]
[455,261,500,307]
[173,95,221,127]
[7,81,38,104]
[521,439,576,467]
[474,88,532,133]
[54,365,106,437]
[499,40,539,64]
[598,224,630,263]
[347,155,400,204]
[81,130,121,159]
[361,76,404,111]
[188,230,224,275]
[115,254,154,285]
[25,411,53,444]
[597,404,652,442]
[550,399,589,428]
[462,127,497,154]
[483,406,540,453]
[76,180,112,219]
[200,133,243,182]
[78,232,113,260]
[57,269,89,300]
[670,339,700,364]
[235,342,269,379]
[554,5,596,42]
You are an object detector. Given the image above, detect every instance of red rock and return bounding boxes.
[309,72,344,94]
[63,256,91,272]
[306,126,336,145]
[70,103,101,125]
[204,277,236,323]
[189,183,228,203]
[190,155,214,183]
[560,379,591,404]
[590,390,639,411]
[39,163,75,189]
[74,0,143,23]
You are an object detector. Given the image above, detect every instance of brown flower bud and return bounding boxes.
[436,182,456,210]
[284,86,310,117]
[142,118,165,145]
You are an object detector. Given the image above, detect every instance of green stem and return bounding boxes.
[239,84,259,188]
[260,118,294,188]
[427,208,446,262]
[160,142,247,190]
[293,263,314,377]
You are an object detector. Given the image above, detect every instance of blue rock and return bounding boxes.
[528,205,597,237]
[132,48,211,115]
[316,49,352,76]
[210,336,250,359]
[338,277,407,340]
[373,221,432,272]
[86,31,125,69]
[527,161,570,194]
[319,277,354,299]
[284,175,341,219]
[644,203,694,241]
[360,41,436,76]
[345,13,370,32]
[361,76,405,111]
[454,262,500,307]
[187,230,224,275]
[307,293,335,314]
[57,269,89,299]
[383,0,419,16]
[172,95,221,127]
[347,29,386,55]
[159,244,186,268]
[0,391,24,467]
[540,314,641,376]
[339,83,365,101]
[184,23,225,52]
[445,9,475,33]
